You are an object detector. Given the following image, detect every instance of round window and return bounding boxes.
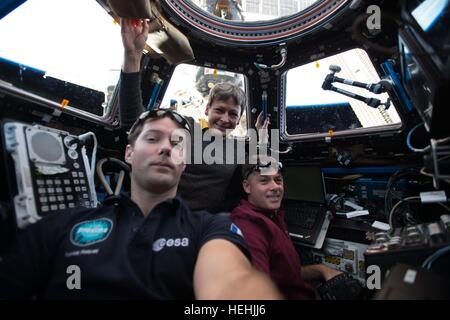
[161,0,350,45]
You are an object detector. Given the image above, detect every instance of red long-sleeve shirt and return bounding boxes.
[231,200,315,300]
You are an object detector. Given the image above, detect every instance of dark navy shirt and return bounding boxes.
[0,195,249,299]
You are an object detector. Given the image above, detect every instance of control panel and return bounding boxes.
[2,121,97,228]
[312,238,368,284]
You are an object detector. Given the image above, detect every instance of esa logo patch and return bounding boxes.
[70,218,113,247]
[152,237,189,252]
[230,223,244,237]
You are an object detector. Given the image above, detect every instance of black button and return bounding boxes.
[132,227,138,233]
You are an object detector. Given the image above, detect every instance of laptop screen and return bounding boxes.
[282,166,326,204]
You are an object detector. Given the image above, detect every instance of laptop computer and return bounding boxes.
[282,166,331,249]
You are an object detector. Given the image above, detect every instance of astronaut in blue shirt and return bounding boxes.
[0,109,281,299]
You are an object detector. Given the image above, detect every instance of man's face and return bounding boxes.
[243,168,284,211]
[205,97,241,136]
[125,117,187,194]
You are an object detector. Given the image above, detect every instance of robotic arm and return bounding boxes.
[322,65,392,109]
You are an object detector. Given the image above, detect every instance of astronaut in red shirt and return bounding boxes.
[231,155,342,300]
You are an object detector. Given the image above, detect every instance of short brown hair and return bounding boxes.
[207,82,246,116]
[127,118,154,146]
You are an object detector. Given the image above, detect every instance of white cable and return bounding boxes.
[96,158,130,197]
[114,170,126,195]
[388,196,421,228]
[436,136,450,144]
[78,132,97,185]
[254,47,287,70]
[389,196,450,227]
[96,158,114,195]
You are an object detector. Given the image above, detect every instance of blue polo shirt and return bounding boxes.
[0,195,249,299]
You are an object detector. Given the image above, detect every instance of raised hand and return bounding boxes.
[256,111,270,145]
[121,18,150,72]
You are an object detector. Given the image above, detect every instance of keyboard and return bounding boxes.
[317,273,364,300]
[283,200,330,248]
[286,206,322,230]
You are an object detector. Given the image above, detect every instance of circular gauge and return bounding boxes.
[64,136,78,150]
[161,0,350,45]
[68,149,79,160]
